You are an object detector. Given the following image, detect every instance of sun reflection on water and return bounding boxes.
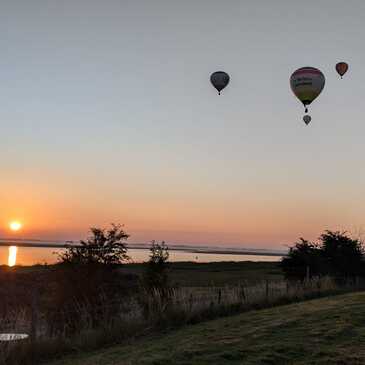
[8,246,17,267]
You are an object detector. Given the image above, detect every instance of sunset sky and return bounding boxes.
[1,0,365,250]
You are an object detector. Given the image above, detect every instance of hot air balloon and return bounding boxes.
[336,62,348,79]
[290,67,325,122]
[303,115,311,125]
[210,71,230,95]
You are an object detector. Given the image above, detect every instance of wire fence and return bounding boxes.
[1,276,365,365]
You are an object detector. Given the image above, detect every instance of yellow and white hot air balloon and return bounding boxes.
[290,67,325,124]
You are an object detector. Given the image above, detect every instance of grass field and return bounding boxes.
[122,261,282,286]
[5,261,282,287]
[48,291,365,365]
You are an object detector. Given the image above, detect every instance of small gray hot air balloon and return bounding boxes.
[303,115,311,125]
[210,71,230,95]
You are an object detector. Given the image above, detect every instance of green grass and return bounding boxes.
[48,291,365,365]
[122,261,282,286]
[6,261,282,287]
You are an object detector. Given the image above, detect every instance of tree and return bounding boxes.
[281,230,365,281]
[143,241,170,290]
[59,223,130,265]
[50,224,131,334]
[320,230,364,279]
[281,238,322,281]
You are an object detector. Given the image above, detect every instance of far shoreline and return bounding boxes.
[0,240,285,257]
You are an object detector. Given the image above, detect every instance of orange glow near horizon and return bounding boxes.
[0,170,361,256]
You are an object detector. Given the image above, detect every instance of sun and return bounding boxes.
[9,221,22,232]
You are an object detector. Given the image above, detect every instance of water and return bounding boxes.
[129,249,282,263]
[0,246,282,266]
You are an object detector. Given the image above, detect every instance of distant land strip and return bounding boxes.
[0,239,285,257]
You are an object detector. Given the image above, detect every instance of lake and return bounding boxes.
[0,246,283,266]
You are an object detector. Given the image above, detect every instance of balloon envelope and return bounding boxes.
[336,62,349,78]
[290,67,325,107]
[210,71,230,94]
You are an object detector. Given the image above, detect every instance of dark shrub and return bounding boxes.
[46,224,132,335]
[143,241,170,291]
[281,238,322,281]
[281,230,365,281]
[59,224,129,265]
[320,230,364,279]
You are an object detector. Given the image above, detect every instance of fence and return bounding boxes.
[0,276,364,365]
[2,276,363,338]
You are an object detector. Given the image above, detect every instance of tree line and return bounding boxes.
[281,230,365,281]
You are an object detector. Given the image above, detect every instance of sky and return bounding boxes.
[1,0,365,249]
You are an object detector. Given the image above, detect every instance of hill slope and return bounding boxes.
[50,292,365,365]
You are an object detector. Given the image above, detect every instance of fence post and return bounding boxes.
[30,288,38,343]
[218,289,222,305]
[265,280,269,302]
[240,284,246,303]
[189,293,193,311]
[306,266,310,282]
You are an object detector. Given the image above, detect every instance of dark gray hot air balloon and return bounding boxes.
[210,71,230,95]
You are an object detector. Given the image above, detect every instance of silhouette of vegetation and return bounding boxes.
[280,238,322,281]
[281,230,365,281]
[59,224,130,265]
[321,230,364,280]
[3,252,365,365]
[47,224,132,334]
[3,275,364,365]
[4,228,365,365]
[139,241,171,319]
[143,241,170,291]
[41,292,365,365]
